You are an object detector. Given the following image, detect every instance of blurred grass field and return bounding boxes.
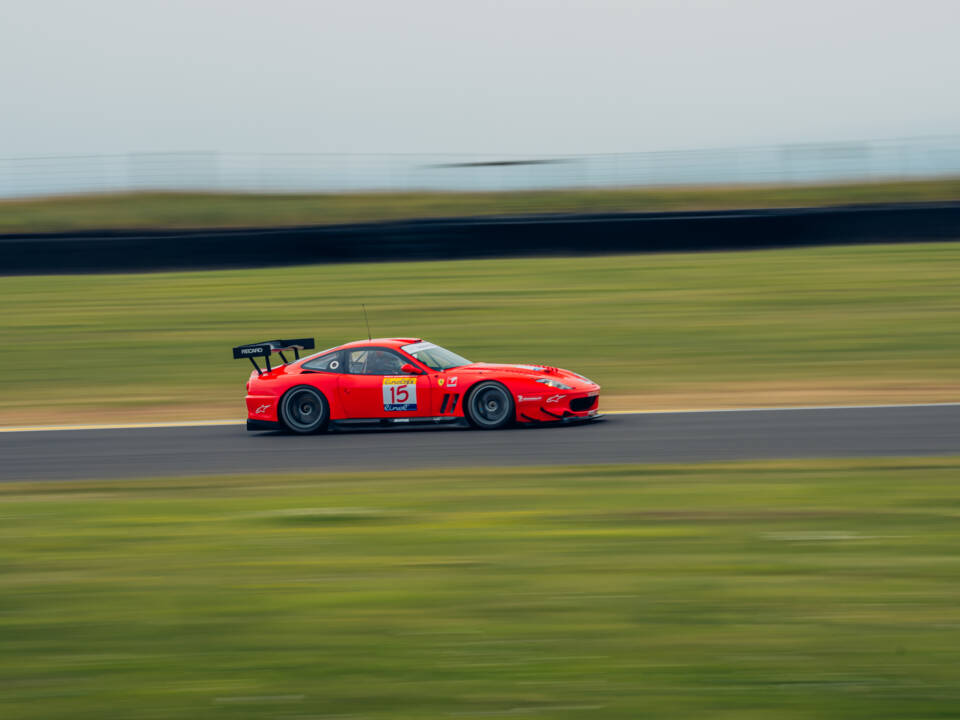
[2,242,959,425]
[3,459,960,719]
[1,178,959,233]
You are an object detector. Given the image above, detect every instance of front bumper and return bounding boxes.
[560,411,604,424]
[519,410,604,425]
[516,388,601,424]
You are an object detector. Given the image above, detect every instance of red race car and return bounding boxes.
[233,337,601,433]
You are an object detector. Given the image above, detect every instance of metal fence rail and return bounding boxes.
[2,136,960,198]
[4,204,960,274]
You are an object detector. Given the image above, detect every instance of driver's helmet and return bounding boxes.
[367,351,401,374]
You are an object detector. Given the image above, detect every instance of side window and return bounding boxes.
[302,351,343,373]
[348,350,368,374]
[348,349,409,375]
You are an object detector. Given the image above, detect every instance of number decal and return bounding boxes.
[383,377,417,411]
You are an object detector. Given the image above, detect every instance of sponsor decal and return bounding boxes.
[446,376,458,388]
[517,395,543,402]
[383,376,417,411]
[438,378,445,387]
[254,403,270,415]
[240,347,262,355]
[546,394,564,404]
[512,364,547,371]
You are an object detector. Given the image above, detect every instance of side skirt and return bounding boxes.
[330,416,470,431]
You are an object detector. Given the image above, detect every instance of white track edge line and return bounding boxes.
[1,401,958,433]
[0,419,244,433]
[606,401,960,415]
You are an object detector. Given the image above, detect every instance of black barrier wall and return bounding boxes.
[2,203,960,274]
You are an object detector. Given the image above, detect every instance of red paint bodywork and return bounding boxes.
[243,338,601,427]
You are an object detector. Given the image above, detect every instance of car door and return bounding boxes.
[339,348,432,419]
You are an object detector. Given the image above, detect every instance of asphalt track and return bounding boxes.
[1,404,958,482]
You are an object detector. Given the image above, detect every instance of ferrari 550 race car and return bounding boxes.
[232,337,601,433]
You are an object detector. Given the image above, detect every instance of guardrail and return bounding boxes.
[2,203,959,274]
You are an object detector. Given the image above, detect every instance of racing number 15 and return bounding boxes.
[383,377,417,411]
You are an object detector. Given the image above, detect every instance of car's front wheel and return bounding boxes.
[465,381,515,430]
[279,386,329,434]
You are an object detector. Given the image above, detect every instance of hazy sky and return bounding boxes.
[2,0,958,156]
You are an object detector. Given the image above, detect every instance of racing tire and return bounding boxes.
[465,381,515,430]
[278,386,329,434]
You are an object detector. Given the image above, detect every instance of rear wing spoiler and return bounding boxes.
[232,338,315,375]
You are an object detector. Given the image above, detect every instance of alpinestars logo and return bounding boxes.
[255,404,270,414]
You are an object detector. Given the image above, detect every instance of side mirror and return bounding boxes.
[400,363,423,375]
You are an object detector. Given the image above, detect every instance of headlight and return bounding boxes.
[536,378,573,390]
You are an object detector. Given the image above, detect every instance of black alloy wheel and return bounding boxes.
[279,386,329,434]
[466,381,515,430]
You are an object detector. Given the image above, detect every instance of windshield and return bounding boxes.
[402,341,470,371]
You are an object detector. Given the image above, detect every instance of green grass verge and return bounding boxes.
[1,178,959,233]
[3,459,960,718]
[1,242,959,423]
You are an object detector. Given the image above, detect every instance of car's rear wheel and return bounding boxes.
[279,386,329,434]
[465,381,514,430]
